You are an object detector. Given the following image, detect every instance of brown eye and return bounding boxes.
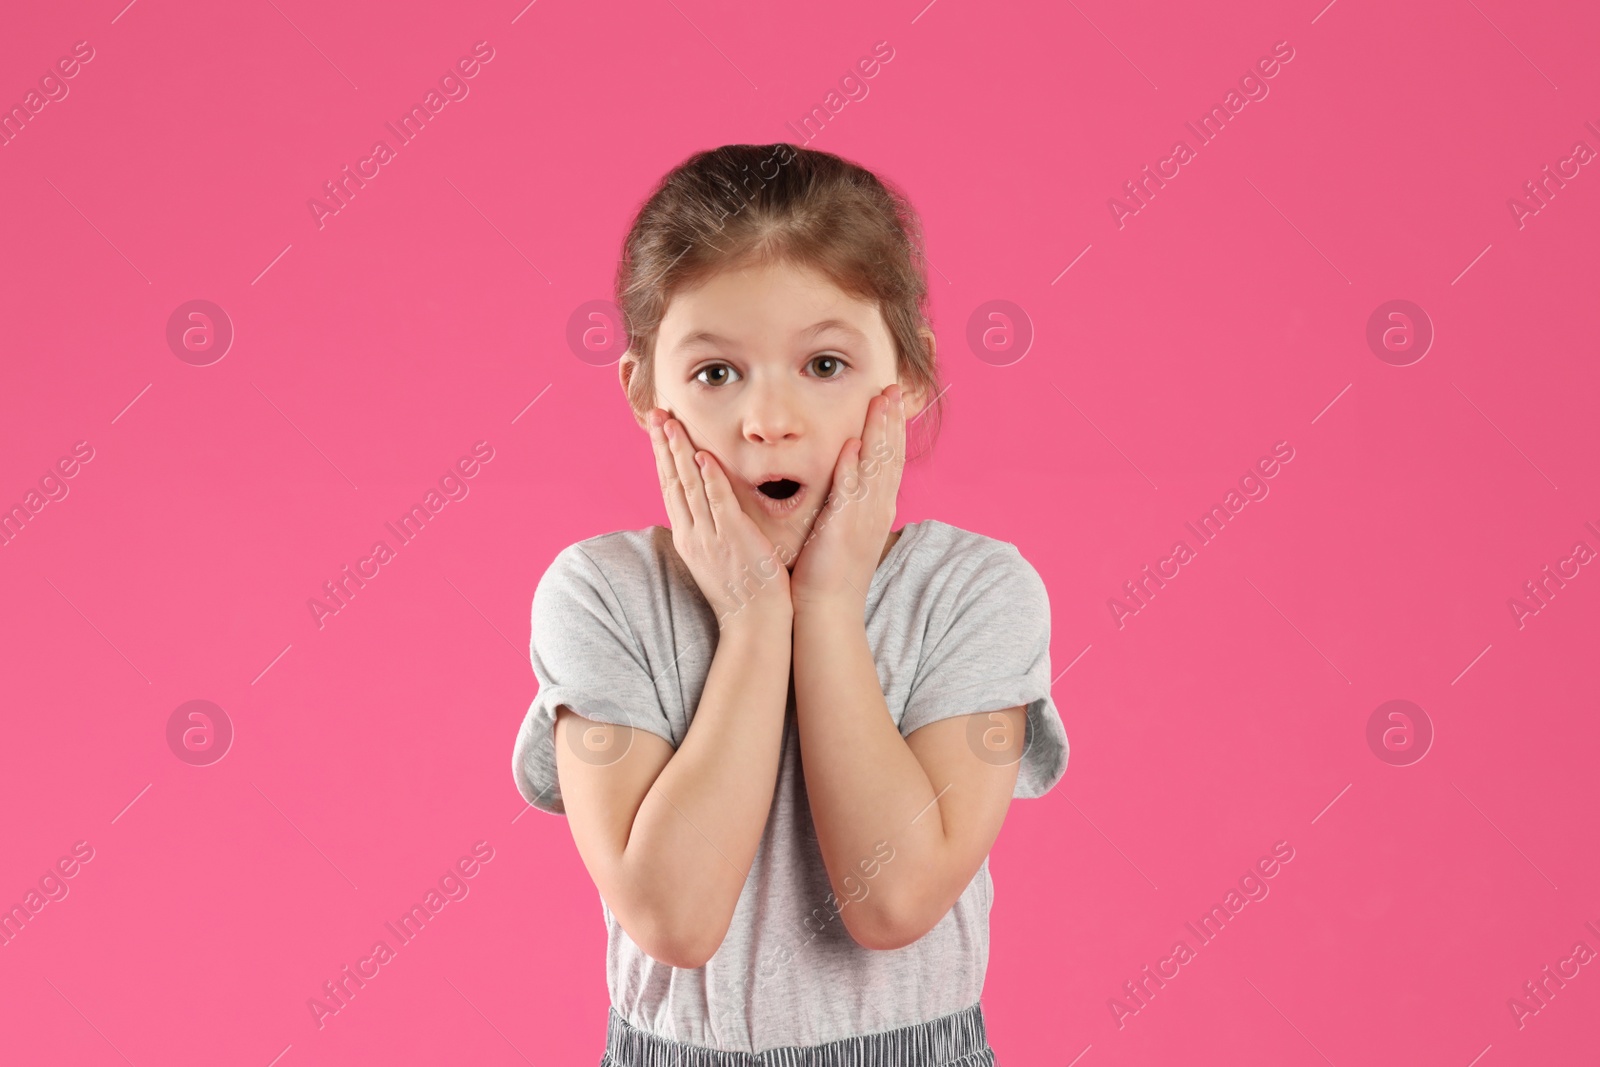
[811,354,846,378]
[694,364,739,387]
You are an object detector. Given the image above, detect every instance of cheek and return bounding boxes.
[663,402,716,452]
[844,390,882,432]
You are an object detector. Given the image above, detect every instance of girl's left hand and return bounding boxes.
[789,383,908,614]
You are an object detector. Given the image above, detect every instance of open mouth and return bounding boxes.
[753,477,808,515]
[757,479,801,500]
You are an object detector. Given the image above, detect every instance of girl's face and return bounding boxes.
[622,258,929,565]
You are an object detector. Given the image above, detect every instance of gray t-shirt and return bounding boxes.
[511,518,1068,1052]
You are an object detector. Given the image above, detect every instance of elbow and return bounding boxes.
[866,922,929,953]
[642,936,713,971]
[631,905,726,970]
[841,898,929,952]
[660,930,720,970]
[610,859,733,969]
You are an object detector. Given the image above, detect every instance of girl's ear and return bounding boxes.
[897,328,936,421]
[618,351,649,428]
[900,384,930,423]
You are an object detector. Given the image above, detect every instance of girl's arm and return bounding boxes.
[554,603,793,970]
[792,598,1025,951]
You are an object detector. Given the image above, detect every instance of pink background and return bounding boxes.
[2,0,1597,1063]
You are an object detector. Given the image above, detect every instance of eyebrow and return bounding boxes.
[672,319,866,356]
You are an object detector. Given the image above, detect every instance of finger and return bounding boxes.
[870,391,892,480]
[696,451,741,539]
[870,386,900,477]
[856,394,887,496]
[831,435,863,512]
[851,436,867,500]
[648,411,694,533]
[666,418,713,530]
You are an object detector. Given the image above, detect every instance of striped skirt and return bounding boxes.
[599,1001,998,1067]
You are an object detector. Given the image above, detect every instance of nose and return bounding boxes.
[741,378,802,444]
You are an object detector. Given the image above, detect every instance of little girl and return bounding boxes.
[511,143,1069,1066]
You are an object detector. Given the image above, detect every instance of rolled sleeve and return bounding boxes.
[899,544,1069,798]
[511,544,677,816]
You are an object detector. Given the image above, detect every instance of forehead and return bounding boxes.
[659,260,887,355]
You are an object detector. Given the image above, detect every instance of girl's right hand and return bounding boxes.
[647,409,793,631]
